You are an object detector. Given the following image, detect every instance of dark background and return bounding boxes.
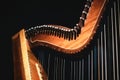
[1,0,85,80]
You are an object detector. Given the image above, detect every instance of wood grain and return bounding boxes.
[29,0,107,54]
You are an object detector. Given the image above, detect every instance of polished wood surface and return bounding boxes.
[12,29,47,80]
[30,0,107,54]
[12,30,31,80]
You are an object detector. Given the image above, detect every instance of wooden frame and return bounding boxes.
[12,29,47,80]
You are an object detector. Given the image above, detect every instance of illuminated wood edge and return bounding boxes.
[28,0,107,54]
[27,44,48,80]
[12,29,32,80]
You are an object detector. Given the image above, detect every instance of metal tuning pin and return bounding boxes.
[59,28,62,38]
[68,30,71,41]
[61,28,64,38]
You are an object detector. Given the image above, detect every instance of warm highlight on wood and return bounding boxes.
[12,30,31,80]
[30,0,107,54]
[12,29,47,80]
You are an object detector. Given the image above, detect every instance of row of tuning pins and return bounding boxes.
[76,0,92,30]
[25,1,92,40]
[25,25,79,40]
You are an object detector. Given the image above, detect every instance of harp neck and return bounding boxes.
[27,0,107,54]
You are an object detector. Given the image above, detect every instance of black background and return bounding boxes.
[1,0,85,80]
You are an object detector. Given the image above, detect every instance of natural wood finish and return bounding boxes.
[12,29,31,80]
[30,0,107,54]
[12,29,47,80]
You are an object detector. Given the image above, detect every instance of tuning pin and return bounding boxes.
[49,25,52,35]
[41,25,44,34]
[40,26,43,34]
[52,27,55,36]
[50,26,53,35]
[31,27,35,37]
[66,29,68,40]
[80,17,85,23]
[33,26,37,36]
[82,11,87,20]
[44,25,47,34]
[35,26,38,34]
[41,26,43,34]
[55,29,57,36]
[29,27,33,37]
[63,29,66,39]
[38,26,40,34]
[57,28,60,37]
[56,27,58,36]
[34,27,37,36]
[68,29,71,41]
[45,25,48,34]
[53,26,56,36]
[61,28,64,38]
[73,27,77,40]
[82,10,87,15]
[62,29,65,38]
[64,29,66,39]
[47,25,50,35]
[76,24,81,35]
[57,27,60,37]
[85,1,91,8]
[66,29,69,40]
[58,28,62,38]
[70,29,74,40]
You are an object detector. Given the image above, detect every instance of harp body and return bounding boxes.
[12,0,120,80]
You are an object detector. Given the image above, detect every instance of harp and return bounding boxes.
[12,0,120,80]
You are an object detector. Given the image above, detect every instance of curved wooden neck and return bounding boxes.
[28,0,107,54]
